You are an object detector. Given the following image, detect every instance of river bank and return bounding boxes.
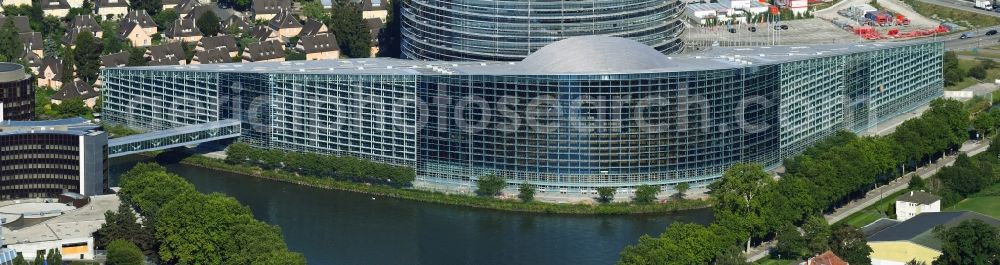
[162,153,713,215]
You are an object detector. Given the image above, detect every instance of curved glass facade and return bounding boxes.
[401,0,685,61]
[102,40,943,192]
[418,70,780,188]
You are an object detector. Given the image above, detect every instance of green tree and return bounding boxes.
[118,163,198,217]
[944,51,964,86]
[106,239,144,265]
[709,163,775,251]
[327,0,371,58]
[972,109,1000,137]
[230,0,252,11]
[829,224,873,265]
[127,47,147,66]
[196,11,220,36]
[979,58,997,69]
[220,221,291,264]
[970,65,986,79]
[774,224,809,259]
[54,98,93,118]
[674,182,690,199]
[12,253,26,265]
[130,0,162,16]
[909,176,927,191]
[475,174,506,197]
[802,215,831,255]
[518,183,535,202]
[73,30,101,84]
[762,175,818,230]
[302,0,328,20]
[155,192,252,265]
[933,219,1000,265]
[101,20,124,54]
[618,222,724,265]
[32,250,44,265]
[633,184,659,203]
[714,245,749,265]
[597,187,616,203]
[45,249,61,265]
[285,51,306,61]
[62,46,76,84]
[0,17,23,62]
[95,204,155,253]
[376,0,401,57]
[152,10,178,31]
[253,250,307,265]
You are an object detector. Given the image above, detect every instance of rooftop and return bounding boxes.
[3,195,120,244]
[0,63,27,82]
[896,190,941,205]
[0,117,101,136]
[114,36,938,75]
[867,211,1000,250]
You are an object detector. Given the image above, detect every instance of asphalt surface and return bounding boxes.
[944,31,1000,50]
[919,0,1000,17]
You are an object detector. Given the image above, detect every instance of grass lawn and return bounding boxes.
[837,189,909,228]
[945,58,1000,91]
[904,0,1000,27]
[958,50,1000,61]
[947,183,1000,218]
[946,77,979,91]
[950,197,1000,219]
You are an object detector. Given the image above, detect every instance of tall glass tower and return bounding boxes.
[400,0,685,61]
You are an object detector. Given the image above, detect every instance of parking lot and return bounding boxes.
[683,18,862,47]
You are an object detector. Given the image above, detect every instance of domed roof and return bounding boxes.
[519,36,674,74]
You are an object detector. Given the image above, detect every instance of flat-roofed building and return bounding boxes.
[0,117,107,198]
[868,211,1000,265]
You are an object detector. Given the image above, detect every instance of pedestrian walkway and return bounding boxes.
[748,140,991,262]
[825,140,990,223]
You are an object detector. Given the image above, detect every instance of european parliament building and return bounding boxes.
[101,37,943,192]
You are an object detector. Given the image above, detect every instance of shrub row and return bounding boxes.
[182,155,713,215]
[226,143,415,187]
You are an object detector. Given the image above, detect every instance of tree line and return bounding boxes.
[618,98,981,264]
[9,249,62,265]
[226,143,416,187]
[98,163,305,264]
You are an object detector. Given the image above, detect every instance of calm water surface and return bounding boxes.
[110,156,712,265]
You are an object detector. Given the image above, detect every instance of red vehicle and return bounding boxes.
[895,14,911,26]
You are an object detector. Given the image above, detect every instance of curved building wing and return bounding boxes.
[401,0,685,61]
[101,37,943,192]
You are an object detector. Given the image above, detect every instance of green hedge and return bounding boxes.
[226,143,415,187]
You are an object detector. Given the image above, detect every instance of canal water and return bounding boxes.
[109,156,713,265]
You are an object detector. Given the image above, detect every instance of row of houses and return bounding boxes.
[6,0,388,110]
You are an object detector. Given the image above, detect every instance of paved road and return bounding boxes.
[825,140,990,223]
[919,0,1000,17]
[944,33,1000,50]
[747,140,991,262]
